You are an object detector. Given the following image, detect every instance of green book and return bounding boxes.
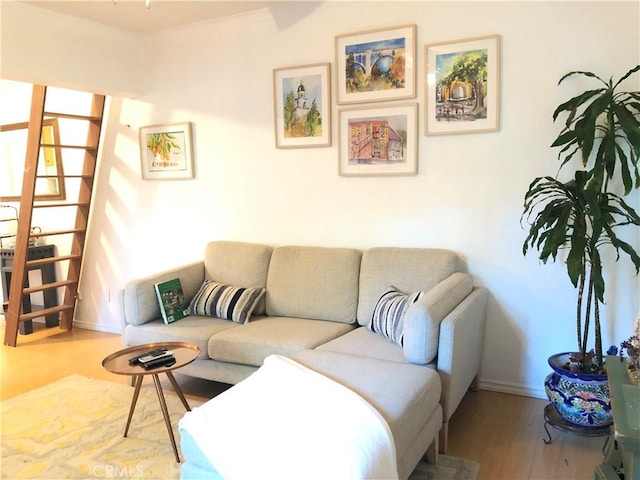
[154,278,189,324]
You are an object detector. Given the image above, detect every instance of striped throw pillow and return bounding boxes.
[189,281,266,324]
[368,287,424,346]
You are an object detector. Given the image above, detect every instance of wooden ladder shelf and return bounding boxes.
[3,85,105,347]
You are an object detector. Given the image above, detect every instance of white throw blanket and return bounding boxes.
[179,355,398,480]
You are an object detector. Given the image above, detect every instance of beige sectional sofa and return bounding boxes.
[123,240,487,478]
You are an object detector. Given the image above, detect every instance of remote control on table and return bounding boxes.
[138,350,174,364]
[129,348,168,365]
[142,355,177,370]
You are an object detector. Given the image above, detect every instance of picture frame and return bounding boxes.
[273,63,331,148]
[339,103,418,176]
[425,34,501,135]
[139,122,194,180]
[336,24,416,105]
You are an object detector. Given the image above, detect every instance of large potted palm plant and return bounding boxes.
[522,65,640,428]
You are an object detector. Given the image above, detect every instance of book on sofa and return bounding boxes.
[154,278,190,324]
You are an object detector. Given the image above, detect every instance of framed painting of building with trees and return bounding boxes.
[339,103,418,176]
[336,25,416,105]
[425,35,501,135]
[273,63,331,148]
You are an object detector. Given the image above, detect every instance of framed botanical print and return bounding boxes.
[139,122,194,180]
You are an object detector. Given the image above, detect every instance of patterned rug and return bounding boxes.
[1,375,479,479]
[409,455,479,480]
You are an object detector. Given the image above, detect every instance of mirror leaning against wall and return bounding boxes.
[0,118,66,202]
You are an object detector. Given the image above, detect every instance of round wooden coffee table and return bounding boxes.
[102,341,200,463]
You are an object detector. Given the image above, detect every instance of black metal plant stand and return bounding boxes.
[543,404,611,452]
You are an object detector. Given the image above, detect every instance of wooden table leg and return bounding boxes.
[152,373,181,463]
[124,375,143,437]
[165,370,191,412]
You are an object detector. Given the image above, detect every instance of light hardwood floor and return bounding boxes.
[0,324,606,479]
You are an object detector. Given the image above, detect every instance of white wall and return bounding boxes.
[3,1,639,398]
[0,2,146,97]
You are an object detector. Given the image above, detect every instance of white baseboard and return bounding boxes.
[479,378,547,400]
[73,319,121,335]
[0,315,121,335]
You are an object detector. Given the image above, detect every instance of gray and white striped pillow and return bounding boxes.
[189,280,266,324]
[368,287,424,346]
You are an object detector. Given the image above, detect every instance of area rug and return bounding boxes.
[1,375,479,479]
[1,375,199,479]
[409,455,479,480]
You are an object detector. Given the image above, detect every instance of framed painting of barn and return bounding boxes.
[338,103,418,176]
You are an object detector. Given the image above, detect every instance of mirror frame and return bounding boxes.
[0,118,66,201]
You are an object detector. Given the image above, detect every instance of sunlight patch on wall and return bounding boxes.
[113,129,141,175]
[104,196,132,246]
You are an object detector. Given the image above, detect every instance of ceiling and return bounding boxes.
[21,1,284,33]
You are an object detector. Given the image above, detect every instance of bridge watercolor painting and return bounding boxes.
[425,35,501,135]
[273,63,331,148]
[345,37,405,92]
[336,25,416,104]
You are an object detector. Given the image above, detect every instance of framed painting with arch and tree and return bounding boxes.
[424,34,501,135]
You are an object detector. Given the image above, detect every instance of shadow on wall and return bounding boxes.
[479,291,538,397]
[268,2,323,30]
[74,96,141,332]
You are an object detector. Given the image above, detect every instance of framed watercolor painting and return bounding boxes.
[273,63,331,148]
[339,103,418,176]
[425,34,501,135]
[336,24,416,105]
[139,122,194,180]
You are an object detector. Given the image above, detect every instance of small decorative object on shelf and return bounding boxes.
[0,204,18,249]
[595,355,640,480]
[619,334,640,386]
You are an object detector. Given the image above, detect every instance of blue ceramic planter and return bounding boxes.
[544,352,612,428]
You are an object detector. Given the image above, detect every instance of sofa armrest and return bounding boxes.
[403,272,474,365]
[123,261,205,326]
[436,287,488,422]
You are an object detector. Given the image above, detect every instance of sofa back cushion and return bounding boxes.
[266,246,362,324]
[204,241,273,315]
[357,247,463,326]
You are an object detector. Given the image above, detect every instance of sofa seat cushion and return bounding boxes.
[316,327,406,363]
[266,246,361,324]
[292,349,441,462]
[208,316,355,367]
[125,316,238,359]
